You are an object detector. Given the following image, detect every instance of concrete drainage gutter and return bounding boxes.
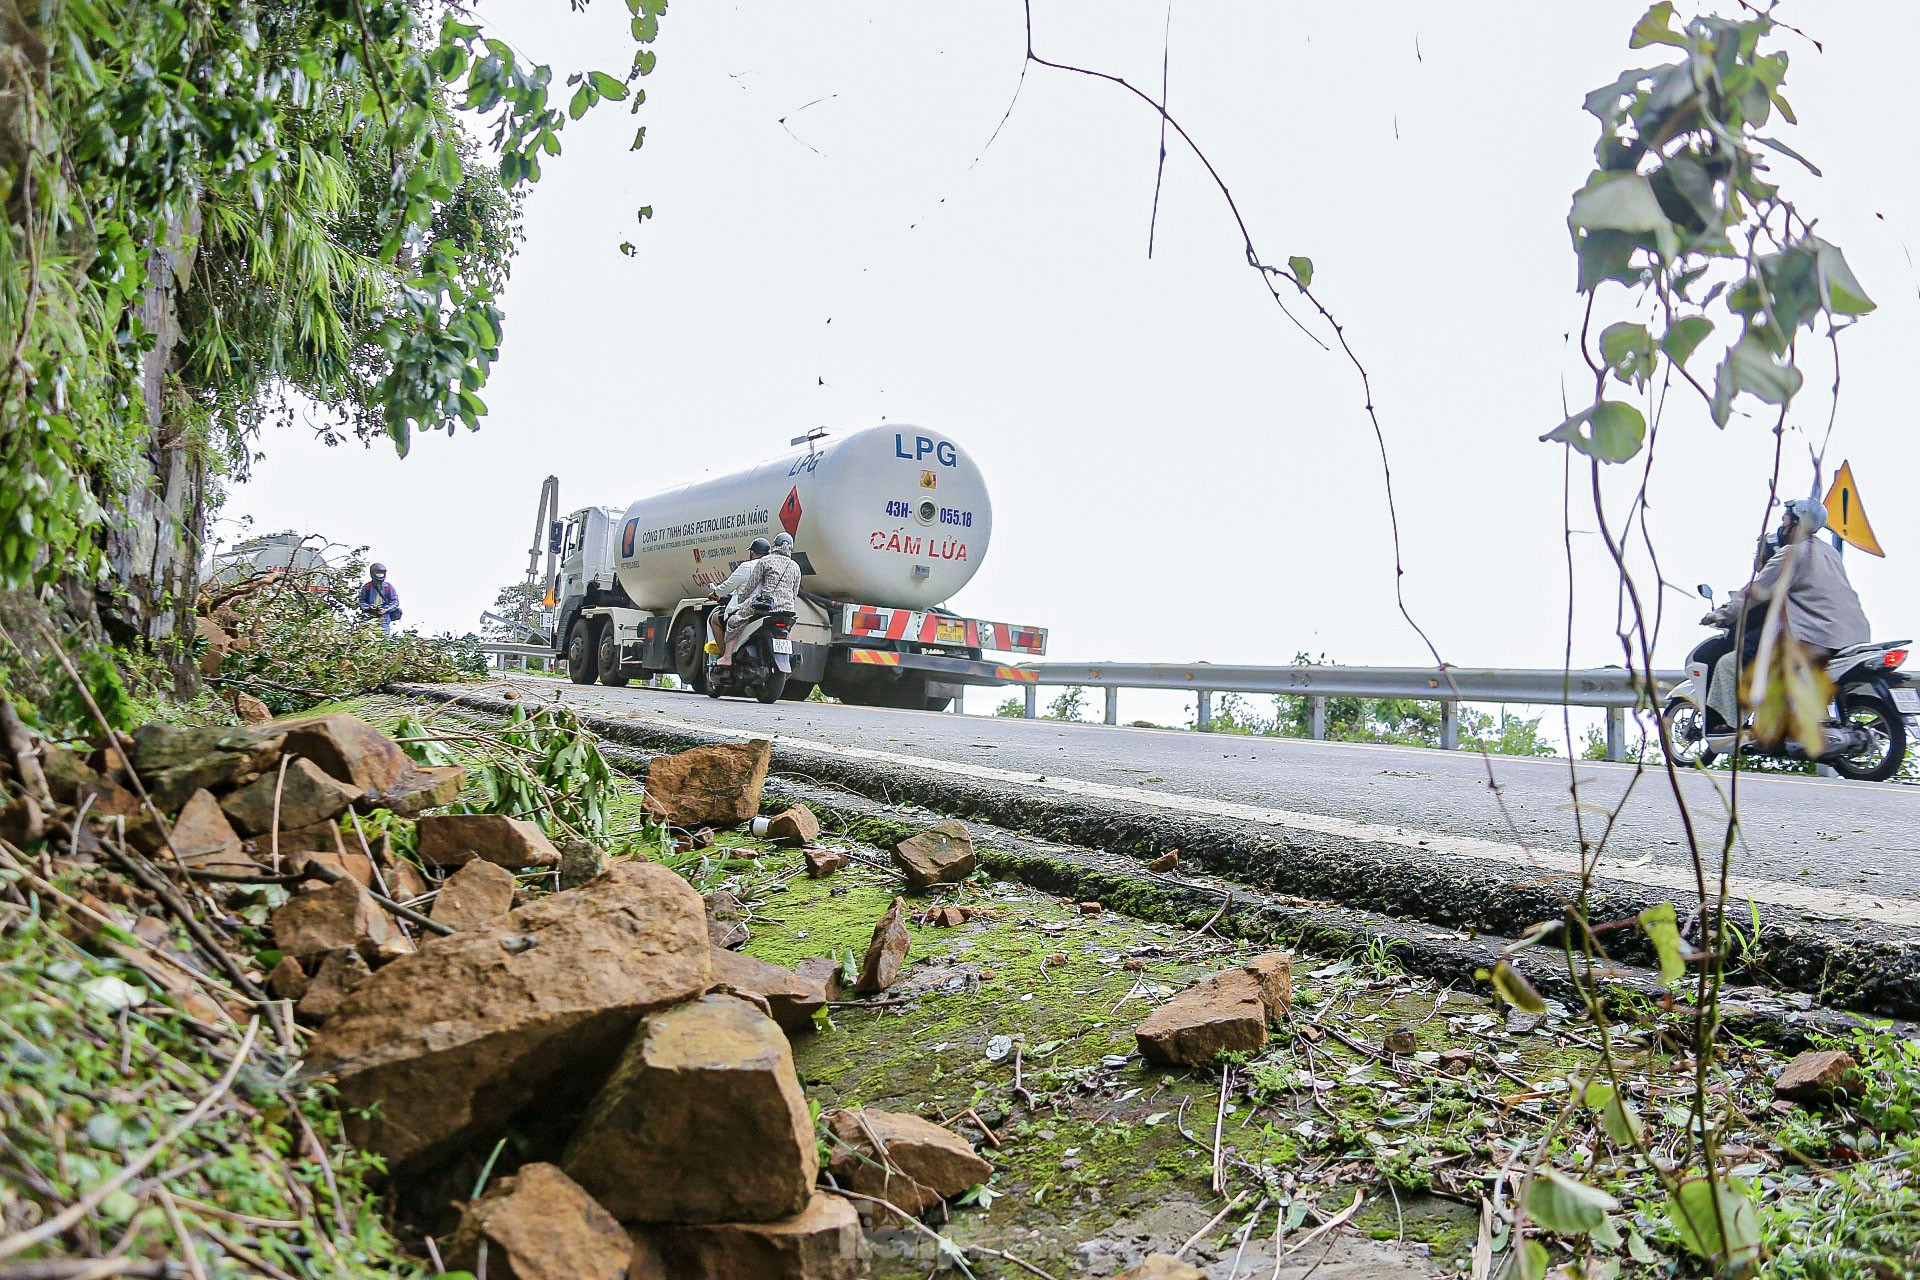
[395,684,1914,1035]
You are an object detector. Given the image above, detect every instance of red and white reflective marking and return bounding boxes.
[841,605,1047,654]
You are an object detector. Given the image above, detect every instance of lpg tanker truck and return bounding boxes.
[529,425,1046,709]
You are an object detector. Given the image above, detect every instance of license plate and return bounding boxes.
[771,638,793,655]
[935,620,966,644]
[1893,687,1920,714]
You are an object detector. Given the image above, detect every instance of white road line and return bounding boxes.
[610,703,1920,930]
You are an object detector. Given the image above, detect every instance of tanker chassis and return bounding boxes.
[530,426,1046,709]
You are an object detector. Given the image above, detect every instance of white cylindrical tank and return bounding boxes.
[614,424,993,612]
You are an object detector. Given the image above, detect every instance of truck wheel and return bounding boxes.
[671,615,708,693]
[757,671,789,704]
[597,625,629,688]
[566,623,598,685]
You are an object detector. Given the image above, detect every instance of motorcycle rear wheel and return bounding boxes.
[757,670,789,704]
[1831,692,1906,782]
[1662,699,1715,767]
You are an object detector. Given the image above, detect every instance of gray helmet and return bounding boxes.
[772,531,793,548]
[369,562,388,578]
[1782,497,1828,539]
[749,537,771,556]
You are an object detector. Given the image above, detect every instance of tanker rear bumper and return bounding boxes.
[839,647,1037,688]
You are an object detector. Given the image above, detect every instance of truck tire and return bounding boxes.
[566,623,598,685]
[671,615,708,694]
[597,625,629,687]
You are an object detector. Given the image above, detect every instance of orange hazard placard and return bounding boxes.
[1823,461,1885,557]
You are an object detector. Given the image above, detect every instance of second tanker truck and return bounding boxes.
[528,424,1046,709]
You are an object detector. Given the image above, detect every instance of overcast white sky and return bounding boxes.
[229,2,1920,721]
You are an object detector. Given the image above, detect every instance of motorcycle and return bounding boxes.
[1663,584,1919,781]
[704,603,797,704]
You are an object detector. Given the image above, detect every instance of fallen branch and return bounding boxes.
[0,1019,259,1261]
[295,858,454,937]
[0,1262,181,1279]
[1174,1190,1248,1258]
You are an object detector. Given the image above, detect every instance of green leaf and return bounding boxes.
[1542,401,1646,464]
[1660,316,1714,367]
[1666,1176,1761,1267]
[1570,173,1674,242]
[1755,134,1822,177]
[1638,902,1686,985]
[1515,1238,1550,1280]
[588,70,630,101]
[1809,237,1874,316]
[1486,960,1547,1013]
[1585,1080,1645,1145]
[1524,1169,1620,1236]
[1599,322,1654,389]
[1722,332,1804,405]
[1629,2,1684,48]
[1574,229,1645,292]
[568,83,594,120]
[1288,255,1313,287]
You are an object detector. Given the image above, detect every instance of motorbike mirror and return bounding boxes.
[1696,583,1714,601]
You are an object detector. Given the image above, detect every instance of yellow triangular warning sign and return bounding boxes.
[1824,461,1885,557]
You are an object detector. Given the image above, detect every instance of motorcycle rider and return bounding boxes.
[706,538,771,655]
[717,536,801,667]
[1701,497,1870,735]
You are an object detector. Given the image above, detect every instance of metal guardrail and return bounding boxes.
[1010,663,1685,762]
[481,643,554,671]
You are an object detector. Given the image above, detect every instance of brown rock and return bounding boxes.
[705,889,750,951]
[1240,952,1294,1017]
[273,876,381,958]
[557,839,607,891]
[41,747,139,817]
[628,1192,867,1280]
[1383,1026,1418,1056]
[709,948,829,1034]
[1439,1049,1477,1073]
[0,795,44,846]
[763,805,820,846]
[272,819,346,860]
[304,862,710,1172]
[642,740,772,827]
[267,954,310,1002]
[296,948,371,1025]
[222,758,363,837]
[926,906,965,929]
[131,723,284,810]
[1116,1255,1206,1280]
[294,850,374,889]
[416,813,560,870]
[803,847,849,878]
[823,1108,991,1218]
[1079,901,1102,915]
[232,692,273,725]
[562,995,817,1223]
[276,713,415,798]
[444,1163,628,1280]
[794,957,846,1002]
[1146,851,1180,873]
[1135,967,1274,1066]
[387,858,430,903]
[891,820,975,889]
[432,859,517,932]
[1774,1049,1862,1103]
[853,897,910,995]
[369,764,467,817]
[196,615,233,675]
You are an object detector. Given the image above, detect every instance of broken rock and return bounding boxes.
[794,957,846,1002]
[709,947,828,1034]
[304,862,710,1172]
[369,764,467,818]
[1134,962,1287,1067]
[853,897,910,995]
[166,790,252,874]
[416,813,560,870]
[803,846,849,878]
[272,876,383,958]
[221,758,363,837]
[1774,1049,1862,1103]
[132,723,284,811]
[642,739,772,827]
[563,994,817,1223]
[1146,851,1180,873]
[629,1192,867,1280]
[444,1163,629,1280]
[431,859,517,932]
[557,839,607,890]
[276,713,415,798]
[891,819,975,889]
[762,805,820,846]
[267,955,310,1002]
[705,889,750,951]
[296,948,371,1026]
[824,1108,991,1218]
[232,692,273,725]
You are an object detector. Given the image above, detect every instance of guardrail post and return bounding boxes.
[1023,686,1038,718]
[1196,690,1213,733]
[1309,696,1326,740]
[1104,687,1119,726]
[1440,702,1459,751]
[1605,707,1626,762]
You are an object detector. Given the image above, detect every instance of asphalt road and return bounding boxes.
[474,678,1920,933]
